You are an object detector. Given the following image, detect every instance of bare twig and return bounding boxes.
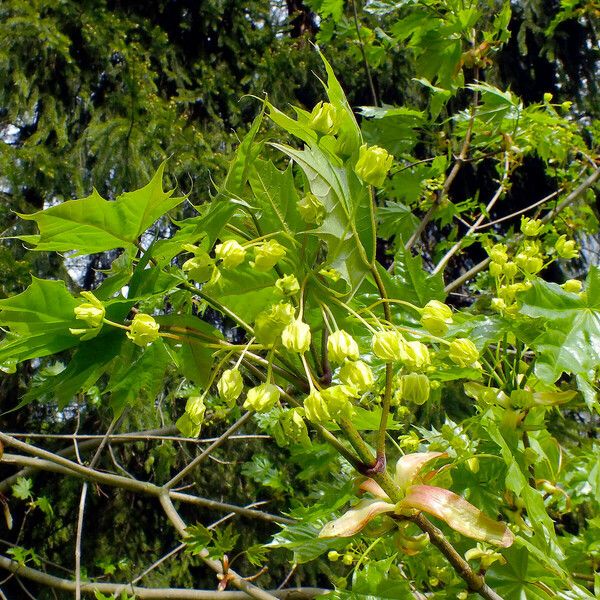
[164,412,254,490]
[159,494,279,600]
[0,553,327,599]
[350,0,378,106]
[0,425,179,494]
[432,152,510,276]
[0,439,292,526]
[405,84,480,251]
[411,514,504,600]
[444,166,600,292]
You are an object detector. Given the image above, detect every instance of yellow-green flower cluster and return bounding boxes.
[70,291,105,340]
[251,240,287,272]
[354,144,393,187]
[182,244,217,284]
[371,330,431,370]
[127,313,160,347]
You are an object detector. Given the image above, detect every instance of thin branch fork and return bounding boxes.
[0,433,292,526]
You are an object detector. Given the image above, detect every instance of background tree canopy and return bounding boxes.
[0,1,599,599]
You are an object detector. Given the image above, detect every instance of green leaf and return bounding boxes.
[377,201,420,242]
[20,330,125,410]
[360,107,423,156]
[350,556,413,599]
[272,143,372,295]
[184,523,213,555]
[486,545,567,600]
[483,413,562,556]
[387,246,445,306]
[0,277,79,335]
[202,265,277,325]
[157,314,223,387]
[0,277,80,364]
[17,162,186,255]
[518,268,600,407]
[267,520,347,563]
[104,340,171,415]
[249,159,302,236]
[245,544,269,567]
[209,524,240,559]
[12,477,33,500]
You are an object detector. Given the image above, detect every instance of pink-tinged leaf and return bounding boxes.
[395,452,447,491]
[319,499,395,538]
[358,478,389,500]
[400,485,514,547]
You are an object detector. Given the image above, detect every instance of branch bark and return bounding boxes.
[0,553,326,599]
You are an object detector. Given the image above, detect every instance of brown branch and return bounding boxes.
[164,412,254,490]
[159,494,280,600]
[0,425,178,494]
[0,437,292,526]
[0,553,326,599]
[411,514,504,600]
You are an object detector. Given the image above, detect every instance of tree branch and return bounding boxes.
[0,554,326,600]
[0,439,292,526]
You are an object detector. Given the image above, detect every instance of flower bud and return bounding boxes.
[555,235,579,259]
[502,261,518,278]
[74,291,105,329]
[520,217,545,237]
[400,372,430,405]
[275,274,300,296]
[448,338,479,367]
[281,407,310,447]
[420,300,453,336]
[354,144,393,187]
[321,384,355,420]
[522,256,544,274]
[543,92,553,103]
[217,369,243,405]
[400,341,431,369]
[372,330,404,361]
[252,240,286,272]
[281,319,311,354]
[309,101,338,135]
[342,553,354,566]
[215,239,246,269]
[488,244,508,264]
[243,383,280,412]
[185,395,206,424]
[182,250,215,283]
[491,297,507,312]
[254,303,295,346]
[327,330,360,363]
[127,313,160,347]
[489,261,503,277]
[339,360,374,394]
[303,390,331,423]
[562,279,582,293]
[334,127,358,158]
[327,550,340,562]
[298,193,325,224]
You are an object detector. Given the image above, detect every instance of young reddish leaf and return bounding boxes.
[358,478,389,500]
[399,485,514,548]
[319,499,395,538]
[395,452,447,491]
